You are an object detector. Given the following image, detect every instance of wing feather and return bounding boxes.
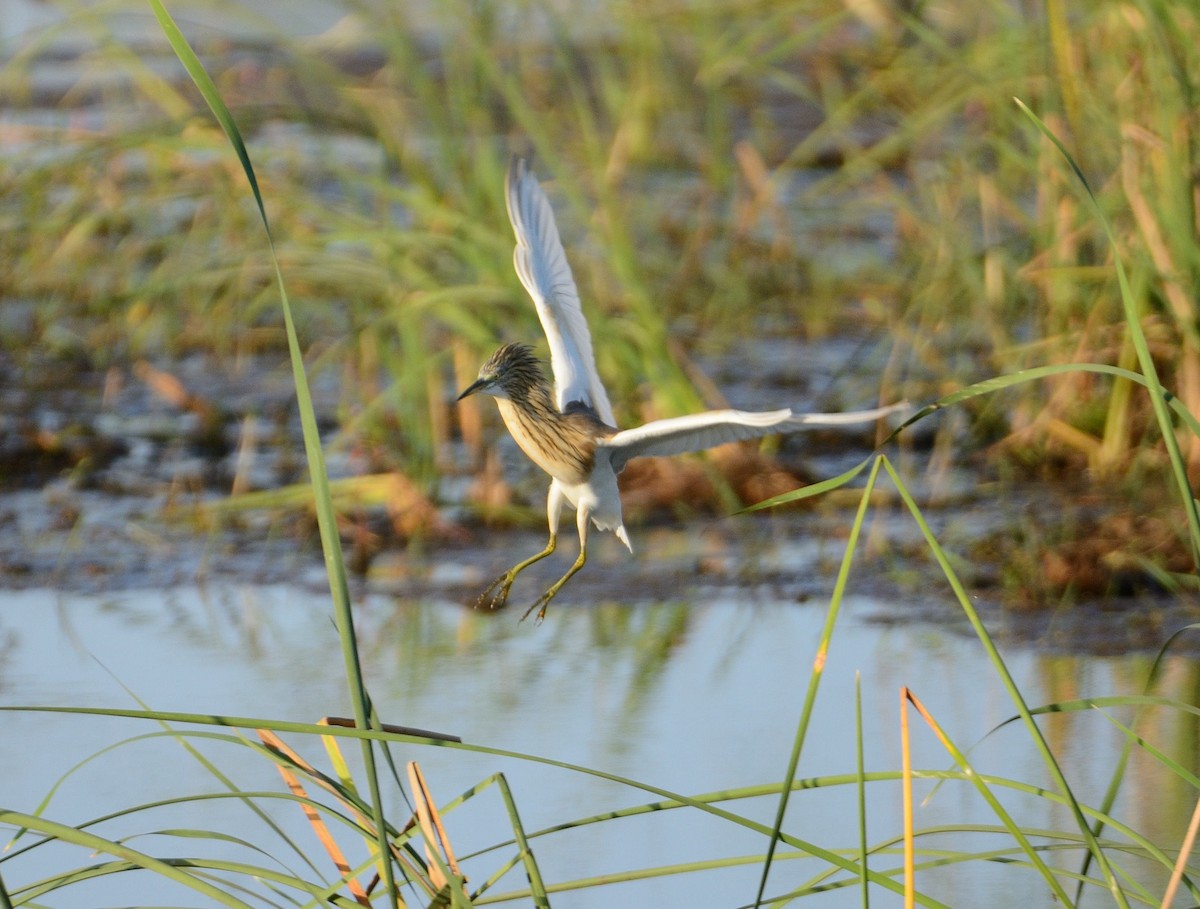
[506,158,615,425]
[601,403,907,473]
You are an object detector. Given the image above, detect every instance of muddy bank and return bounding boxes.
[1,342,1194,658]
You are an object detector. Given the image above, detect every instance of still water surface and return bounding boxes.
[2,580,1194,907]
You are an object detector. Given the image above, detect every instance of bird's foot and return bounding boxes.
[475,572,516,611]
[519,592,555,625]
[518,555,584,624]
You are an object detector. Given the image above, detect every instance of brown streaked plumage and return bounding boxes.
[461,343,614,486]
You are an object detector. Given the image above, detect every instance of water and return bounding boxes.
[2,580,1194,907]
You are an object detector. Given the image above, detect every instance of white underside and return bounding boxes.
[549,454,632,553]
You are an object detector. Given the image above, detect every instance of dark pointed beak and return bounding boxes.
[456,378,488,402]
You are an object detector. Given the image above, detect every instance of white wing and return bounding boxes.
[601,403,908,473]
[506,158,615,425]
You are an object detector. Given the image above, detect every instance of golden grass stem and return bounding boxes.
[900,686,914,909]
[407,761,467,900]
[1160,792,1200,909]
[257,729,375,907]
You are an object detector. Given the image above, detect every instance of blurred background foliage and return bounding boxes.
[2,0,1198,597]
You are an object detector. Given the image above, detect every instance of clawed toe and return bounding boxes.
[475,574,550,622]
[474,540,558,615]
[474,544,582,623]
[475,574,514,611]
[519,595,552,624]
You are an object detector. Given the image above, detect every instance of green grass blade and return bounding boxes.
[1015,97,1200,567]
[0,810,255,908]
[454,762,1186,900]
[0,702,947,905]
[12,853,368,906]
[1,725,327,877]
[856,672,869,909]
[746,456,872,511]
[1098,710,1200,790]
[100,664,326,878]
[881,455,1130,907]
[3,789,368,870]
[905,692,1072,904]
[143,1,397,900]
[755,361,1200,511]
[491,774,551,909]
[1072,623,1200,903]
[753,456,884,907]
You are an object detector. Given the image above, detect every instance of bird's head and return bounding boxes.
[457,342,546,403]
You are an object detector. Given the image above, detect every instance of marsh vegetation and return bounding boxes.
[3,0,1198,603]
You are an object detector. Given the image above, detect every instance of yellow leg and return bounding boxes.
[521,504,591,624]
[520,546,586,624]
[478,479,567,611]
[476,533,556,611]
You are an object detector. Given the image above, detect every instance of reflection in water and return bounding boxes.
[0,584,1196,907]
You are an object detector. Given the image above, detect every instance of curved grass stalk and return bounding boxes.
[9,849,382,907]
[932,686,1200,903]
[1099,709,1200,909]
[455,774,549,908]
[3,789,365,865]
[472,836,1168,907]
[881,455,1129,907]
[0,725,407,902]
[1014,98,1200,568]
[1082,623,1200,904]
[776,848,1164,909]
[465,766,1188,888]
[4,786,425,909]
[855,672,870,908]
[4,725,334,879]
[0,810,254,909]
[0,704,943,906]
[963,626,1200,903]
[143,1,398,901]
[5,699,1189,905]
[903,688,1071,904]
[753,456,886,907]
[752,360,1200,512]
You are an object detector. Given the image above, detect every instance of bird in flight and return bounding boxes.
[457,158,905,622]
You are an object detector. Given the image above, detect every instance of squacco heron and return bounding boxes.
[458,159,904,622]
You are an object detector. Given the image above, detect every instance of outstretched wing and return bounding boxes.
[506,158,615,425]
[601,403,908,473]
